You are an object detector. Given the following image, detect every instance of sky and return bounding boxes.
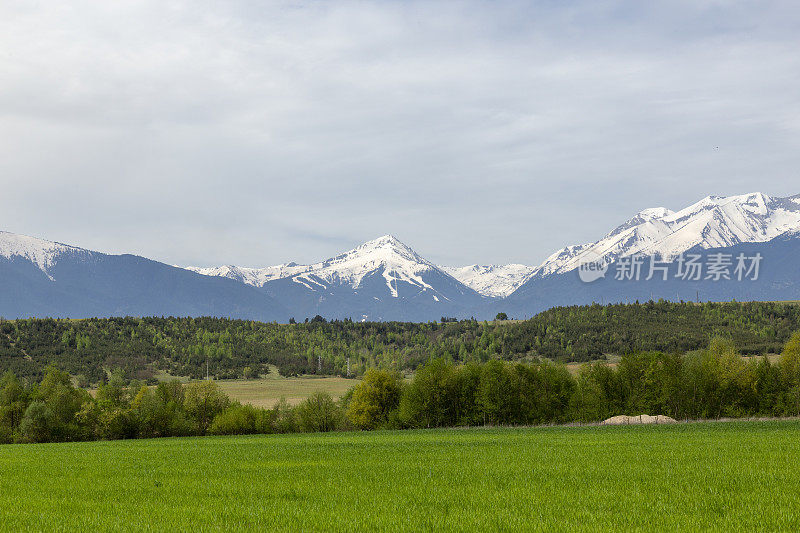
[1,1,799,268]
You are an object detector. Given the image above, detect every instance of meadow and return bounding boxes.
[215,374,356,408]
[1,421,799,531]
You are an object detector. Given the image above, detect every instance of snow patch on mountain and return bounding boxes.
[0,231,90,280]
[186,263,310,287]
[187,192,800,298]
[189,235,450,298]
[290,235,444,297]
[440,264,535,298]
[536,192,800,276]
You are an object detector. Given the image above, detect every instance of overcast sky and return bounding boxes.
[1,1,799,267]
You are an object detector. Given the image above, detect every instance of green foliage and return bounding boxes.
[399,358,458,428]
[184,381,230,434]
[295,392,342,433]
[347,369,403,429]
[572,362,622,422]
[209,404,272,436]
[3,302,800,383]
[132,385,197,438]
[0,372,27,442]
[6,332,800,445]
[780,332,800,415]
[478,360,518,425]
[514,361,576,424]
[19,401,54,443]
[272,398,297,434]
[29,366,89,441]
[780,332,800,386]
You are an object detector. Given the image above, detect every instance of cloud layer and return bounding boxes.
[1,1,799,267]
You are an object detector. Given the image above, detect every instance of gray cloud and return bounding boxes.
[1,0,799,267]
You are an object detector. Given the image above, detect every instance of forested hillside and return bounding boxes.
[2,301,800,384]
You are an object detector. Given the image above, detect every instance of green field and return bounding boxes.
[2,421,799,531]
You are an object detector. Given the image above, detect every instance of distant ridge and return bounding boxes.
[0,231,288,321]
[3,192,800,321]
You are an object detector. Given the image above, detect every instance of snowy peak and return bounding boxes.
[185,263,310,287]
[323,234,432,271]
[188,235,450,299]
[639,207,675,219]
[603,207,675,241]
[306,235,440,297]
[186,191,800,300]
[440,264,535,298]
[669,192,771,223]
[536,192,800,276]
[0,231,91,279]
[359,234,415,254]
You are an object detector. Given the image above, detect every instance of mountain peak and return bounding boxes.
[638,207,675,220]
[350,235,425,264]
[188,234,440,298]
[538,192,800,275]
[0,231,90,278]
[360,234,409,250]
[372,234,401,243]
[686,192,772,213]
[440,263,536,298]
[604,206,674,240]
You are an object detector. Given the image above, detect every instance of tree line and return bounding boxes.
[2,333,799,444]
[2,301,800,383]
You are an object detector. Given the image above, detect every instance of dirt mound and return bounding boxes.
[601,414,677,425]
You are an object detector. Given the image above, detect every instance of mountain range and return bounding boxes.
[2,192,800,321]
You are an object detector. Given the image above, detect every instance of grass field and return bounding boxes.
[150,369,358,408]
[216,375,357,408]
[1,421,800,531]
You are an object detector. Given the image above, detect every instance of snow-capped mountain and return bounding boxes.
[503,192,800,316]
[507,232,800,317]
[434,193,800,297]
[0,231,287,320]
[186,193,800,307]
[191,235,443,296]
[439,264,535,298]
[189,235,488,321]
[190,237,535,299]
[4,191,800,322]
[0,231,94,280]
[186,263,308,288]
[285,235,443,297]
[533,192,800,277]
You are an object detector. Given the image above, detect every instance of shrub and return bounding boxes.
[20,401,54,443]
[296,392,342,433]
[209,404,273,435]
[347,369,403,429]
[132,386,197,438]
[272,398,297,434]
[184,381,230,434]
[478,360,518,425]
[398,359,455,429]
